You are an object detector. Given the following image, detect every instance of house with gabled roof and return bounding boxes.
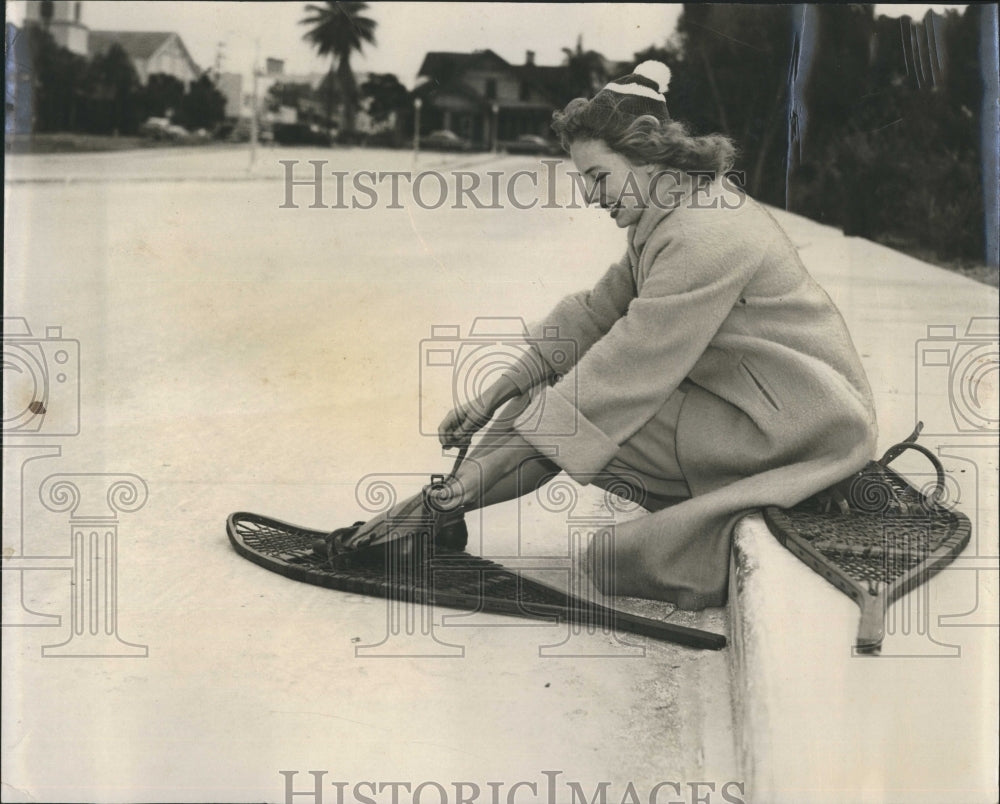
[413,48,635,149]
[88,31,200,85]
[414,49,570,149]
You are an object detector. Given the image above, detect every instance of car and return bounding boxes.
[420,129,472,152]
[503,134,562,156]
[272,122,332,146]
[139,117,182,140]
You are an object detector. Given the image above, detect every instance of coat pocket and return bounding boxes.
[739,357,783,412]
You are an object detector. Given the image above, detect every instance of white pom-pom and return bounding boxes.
[634,60,672,93]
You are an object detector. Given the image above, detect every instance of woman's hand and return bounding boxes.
[438,376,522,448]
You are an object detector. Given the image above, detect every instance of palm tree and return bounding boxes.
[300,1,377,135]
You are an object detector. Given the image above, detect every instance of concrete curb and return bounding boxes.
[728,512,998,803]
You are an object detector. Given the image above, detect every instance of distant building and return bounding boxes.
[217,70,327,125]
[217,72,244,119]
[412,49,629,149]
[88,31,201,85]
[414,50,557,148]
[23,0,88,56]
[21,1,201,86]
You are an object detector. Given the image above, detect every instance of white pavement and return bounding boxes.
[2,145,996,804]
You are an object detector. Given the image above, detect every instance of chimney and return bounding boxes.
[525,50,535,66]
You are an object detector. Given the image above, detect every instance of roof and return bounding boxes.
[418,50,574,107]
[514,64,570,103]
[89,31,173,59]
[89,30,201,75]
[417,50,512,81]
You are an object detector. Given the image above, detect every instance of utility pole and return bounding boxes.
[214,40,226,79]
[249,38,260,171]
[412,97,422,162]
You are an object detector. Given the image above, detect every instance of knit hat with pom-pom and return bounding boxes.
[593,60,672,121]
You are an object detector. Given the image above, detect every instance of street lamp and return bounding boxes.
[413,97,422,159]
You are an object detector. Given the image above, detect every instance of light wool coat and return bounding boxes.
[507,183,878,608]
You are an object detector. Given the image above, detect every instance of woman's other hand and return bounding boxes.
[438,376,522,448]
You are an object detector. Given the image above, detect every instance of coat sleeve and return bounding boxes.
[514,219,767,481]
[500,251,636,395]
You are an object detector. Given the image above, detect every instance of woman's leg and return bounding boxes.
[347,424,560,541]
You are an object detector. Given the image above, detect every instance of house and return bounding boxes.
[413,49,634,149]
[88,31,201,85]
[413,49,568,149]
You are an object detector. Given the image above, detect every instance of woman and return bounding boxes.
[318,62,878,609]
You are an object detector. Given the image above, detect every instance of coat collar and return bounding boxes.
[628,172,695,252]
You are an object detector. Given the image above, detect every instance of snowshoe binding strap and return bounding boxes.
[316,442,472,566]
[804,422,948,516]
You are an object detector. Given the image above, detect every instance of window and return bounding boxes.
[519,83,530,101]
[75,2,82,22]
[485,78,497,100]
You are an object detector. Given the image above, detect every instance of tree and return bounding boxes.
[672,4,795,204]
[316,70,343,126]
[561,36,608,98]
[786,7,985,262]
[141,73,185,120]
[300,1,377,134]
[17,25,88,132]
[266,81,315,114]
[81,43,141,135]
[358,73,408,123]
[174,73,226,131]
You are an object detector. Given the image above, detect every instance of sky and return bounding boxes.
[6,2,969,88]
[5,2,684,86]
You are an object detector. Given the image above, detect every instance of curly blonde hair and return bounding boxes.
[551,95,736,176]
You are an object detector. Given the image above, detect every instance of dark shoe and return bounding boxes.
[314,475,468,568]
[311,521,365,563]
